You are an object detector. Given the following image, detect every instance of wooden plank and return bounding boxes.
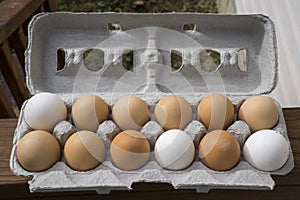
[0,43,24,107]
[0,91,16,118]
[9,26,28,69]
[0,118,29,184]
[1,40,27,93]
[21,15,33,37]
[0,41,29,107]
[0,69,18,117]
[0,0,46,44]
[33,3,44,16]
[0,184,300,199]
[43,0,57,12]
[39,4,45,12]
[0,74,17,118]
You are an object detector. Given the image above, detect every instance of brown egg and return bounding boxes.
[64,131,106,171]
[197,94,234,131]
[238,96,279,132]
[112,96,150,130]
[199,130,240,171]
[110,130,150,170]
[154,95,192,130]
[72,94,109,132]
[16,130,61,172]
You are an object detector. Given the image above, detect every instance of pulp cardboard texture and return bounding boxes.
[10,13,294,194]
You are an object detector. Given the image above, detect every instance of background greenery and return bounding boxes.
[56,0,217,13]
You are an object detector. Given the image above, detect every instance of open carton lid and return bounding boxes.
[25,13,278,97]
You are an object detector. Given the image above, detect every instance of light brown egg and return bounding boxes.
[197,94,234,131]
[110,130,150,170]
[16,130,61,172]
[72,94,109,132]
[154,95,192,130]
[199,130,240,171]
[64,131,106,171]
[238,96,279,132]
[112,96,150,130]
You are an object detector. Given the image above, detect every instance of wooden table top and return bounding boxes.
[1,108,300,199]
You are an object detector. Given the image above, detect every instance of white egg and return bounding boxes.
[24,93,67,132]
[243,130,289,171]
[154,129,195,170]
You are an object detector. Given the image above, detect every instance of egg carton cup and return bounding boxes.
[10,13,294,193]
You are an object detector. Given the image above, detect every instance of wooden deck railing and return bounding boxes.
[0,0,56,118]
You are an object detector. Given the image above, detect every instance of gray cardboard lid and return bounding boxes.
[25,13,277,96]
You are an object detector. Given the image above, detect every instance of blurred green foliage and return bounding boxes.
[56,0,217,13]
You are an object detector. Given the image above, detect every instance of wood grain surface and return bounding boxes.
[0,0,47,44]
[1,108,299,199]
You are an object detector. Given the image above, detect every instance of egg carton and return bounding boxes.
[10,13,294,193]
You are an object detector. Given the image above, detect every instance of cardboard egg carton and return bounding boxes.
[10,13,294,193]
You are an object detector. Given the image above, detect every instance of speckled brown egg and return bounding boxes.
[110,130,150,170]
[112,96,150,130]
[72,94,109,132]
[238,96,279,132]
[199,130,240,171]
[64,131,106,171]
[154,95,192,130]
[197,94,234,131]
[16,130,61,172]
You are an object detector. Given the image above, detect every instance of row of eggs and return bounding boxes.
[24,93,279,133]
[16,93,289,173]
